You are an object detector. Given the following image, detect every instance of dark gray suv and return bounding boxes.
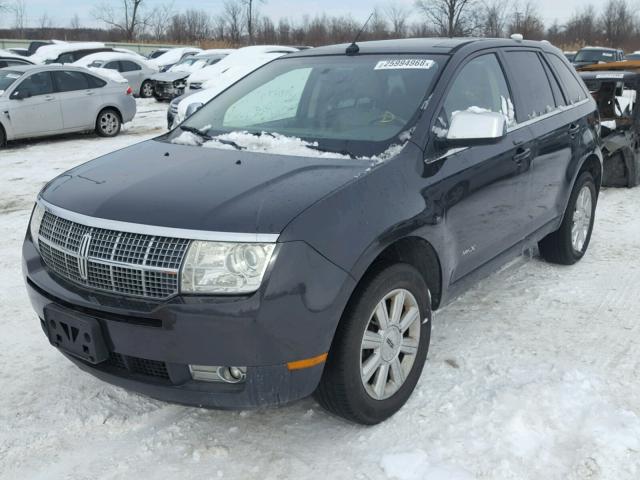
[23,38,602,424]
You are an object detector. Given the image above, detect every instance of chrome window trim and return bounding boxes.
[507,98,590,132]
[37,198,280,244]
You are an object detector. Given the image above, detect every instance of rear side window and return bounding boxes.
[18,71,54,96]
[53,71,92,92]
[547,54,588,105]
[504,51,556,122]
[86,74,107,88]
[120,60,141,72]
[104,61,120,71]
[437,53,515,133]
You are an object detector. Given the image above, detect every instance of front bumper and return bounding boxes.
[23,236,355,408]
[153,82,185,101]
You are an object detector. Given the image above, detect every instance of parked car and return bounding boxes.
[30,42,114,65]
[625,52,640,61]
[564,51,577,62]
[73,52,158,98]
[168,46,298,126]
[0,49,35,68]
[185,45,298,92]
[23,38,602,425]
[147,48,169,60]
[579,61,640,187]
[151,50,233,101]
[0,65,135,146]
[147,47,202,72]
[8,47,29,57]
[572,46,624,68]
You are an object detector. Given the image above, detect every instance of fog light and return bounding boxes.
[189,365,246,384]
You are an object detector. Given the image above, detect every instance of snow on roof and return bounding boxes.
[186,46,295,86]
[72,52,156,70]
[84,66,128,84]
[147,47,203,68]
[30,42,106,63]
[0,49,26,59]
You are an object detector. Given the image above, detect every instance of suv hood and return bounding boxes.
[40,139,371,235]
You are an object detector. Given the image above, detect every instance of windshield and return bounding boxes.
[173,54,445,158]
[575,49,616,63]
[0,69,22,92]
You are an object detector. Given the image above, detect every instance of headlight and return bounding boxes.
[29,202,45,250]
[181,241,276,294]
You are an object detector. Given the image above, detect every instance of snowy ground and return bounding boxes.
[1,98,640,479]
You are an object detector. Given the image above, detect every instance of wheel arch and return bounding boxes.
[0,120,6,146]
[97,105,123,122]
[579,152,603,192]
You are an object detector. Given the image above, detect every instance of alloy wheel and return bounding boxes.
[571,185,592,252]
[360,288,421,400]
[100,112,119,136]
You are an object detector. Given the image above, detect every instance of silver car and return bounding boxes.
[0,65,136,147]
[83,54,157,98]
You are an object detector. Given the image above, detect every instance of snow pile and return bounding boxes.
[171,130,407,162]
[30,42,106,64]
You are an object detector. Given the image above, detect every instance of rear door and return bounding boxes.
[425,52,534,282]
[52,70,103,130]
[8,71,62,137]
[501,49,574,233]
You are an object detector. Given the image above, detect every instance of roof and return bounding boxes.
[30,42,107,63]
[72,51,155,69]
[579,46,621,51]
[0,64,110,74]
[286,37,559,58]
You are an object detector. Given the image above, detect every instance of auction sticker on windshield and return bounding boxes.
[374,59,435,70]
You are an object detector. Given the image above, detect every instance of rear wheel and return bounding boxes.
[140,80,154,98]
[538,172,597,265]
[95,109,122,138]
[0,124,5,148]
[314,263,431,424]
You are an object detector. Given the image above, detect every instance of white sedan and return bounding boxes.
[0,64,136,147]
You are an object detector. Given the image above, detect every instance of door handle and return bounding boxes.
[85,90,96,95]
[44,95,55,101]
[513,147,531,163]
[568,124,580,136]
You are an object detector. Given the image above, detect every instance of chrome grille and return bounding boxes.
[37,210,190,299]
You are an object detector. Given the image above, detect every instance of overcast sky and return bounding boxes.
[5,0,589,30]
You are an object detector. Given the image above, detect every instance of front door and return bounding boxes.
[51,70,100,130]
[425,52,533,282]
[9,71,62,138]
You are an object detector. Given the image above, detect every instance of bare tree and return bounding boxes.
[69,13,81,29]
[38,12,53,30]
[92,0,153,41]
[11,0,28,35]
[369,9,389,40]
[385,1,410,38]
[415,0,477,37]
[508,1,544,39]
[148,2,173,40]
[241,0,265,43]
[600,0,635,47]
[564,5,600,46]
[223,0,244,43]
[481,0,510,37]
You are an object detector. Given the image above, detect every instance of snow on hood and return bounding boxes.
[171,130,406,163]
[30,42,106,64]
[147,47,202,68]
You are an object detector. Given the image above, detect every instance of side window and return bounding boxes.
[539,54,565,107]
[547,54,588,105]
[57,53,75,64]
[504,51,556,122]
[52,71,91,92]
[85,74,107,89]
[223,68,312,127]
[120,61,141,72]
[104,61,120,71]
[17,71,54,96]
[436,53,515,135]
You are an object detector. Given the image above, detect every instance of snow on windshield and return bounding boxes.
[171,130,406,163]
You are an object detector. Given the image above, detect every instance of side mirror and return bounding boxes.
[185,102,204,119]
[443,110,507,147]
[10,90,30,100]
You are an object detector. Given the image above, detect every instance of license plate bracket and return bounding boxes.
[44,305,109,365]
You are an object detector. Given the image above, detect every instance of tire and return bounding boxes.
[95,109,122,138]
[538,171,597,265]
[140,80,154,98]
[0,124,5,148]
[314,263,431,425]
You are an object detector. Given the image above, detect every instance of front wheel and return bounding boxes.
[314,263,431,424]
[539,171,597,265]
[140,80,154,98]
[95,109,122,138]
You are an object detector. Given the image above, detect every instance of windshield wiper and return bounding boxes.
[215,138,246,151]
[179,125,212,141]
[306,144,356,159]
